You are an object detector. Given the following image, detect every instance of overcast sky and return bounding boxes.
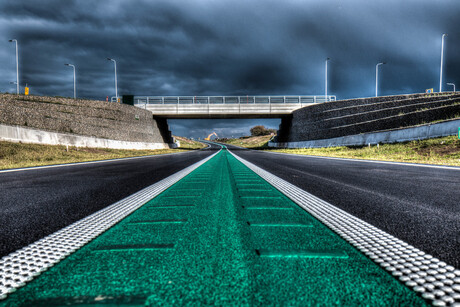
[1,0,459,138]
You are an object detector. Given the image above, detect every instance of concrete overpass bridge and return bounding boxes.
[123,95,336,118]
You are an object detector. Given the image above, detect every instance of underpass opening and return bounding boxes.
[123,94,331,142]
[168,118,282,140]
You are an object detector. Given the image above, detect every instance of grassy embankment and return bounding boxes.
[174,136,206,149]
[0,137,205,170]
[268,136,460,166]
[218,135,273,148]
[221,135,460,166]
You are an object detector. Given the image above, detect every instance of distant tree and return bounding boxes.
[250,125,265,136]
[250,125,276,136]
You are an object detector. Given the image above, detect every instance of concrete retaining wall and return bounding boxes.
[0,94,173,144]
[270,119,460,148]
[279,93,459,142]
[0,124,174,150]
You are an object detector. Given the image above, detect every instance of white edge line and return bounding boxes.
[0,147,220,300]
[0,146,210,174]
[229,145,460,171]
[228,148,460,306]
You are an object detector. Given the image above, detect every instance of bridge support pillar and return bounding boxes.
[276,115,292,143]
[154,117,174,146]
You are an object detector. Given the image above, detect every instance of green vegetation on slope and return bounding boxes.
[218,135,273,148]
[267,135,460,166]
[0,141,188,170]
[174,136,206,149]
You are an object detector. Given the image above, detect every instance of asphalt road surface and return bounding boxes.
[226,145,460,269]
[2,142,459,270]
[0,144,219,258]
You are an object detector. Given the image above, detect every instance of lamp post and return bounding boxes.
[375,62,386,97]
[64,64,76,99]
[439,34,447,93]
[447,83,455,92]
[325,58,330,102]
[8,39,19,94]
[107,58,118,101]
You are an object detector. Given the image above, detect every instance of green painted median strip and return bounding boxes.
[1,149,427,306]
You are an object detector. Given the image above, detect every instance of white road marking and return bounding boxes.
[243,147,460,171]
[0,147,209,174]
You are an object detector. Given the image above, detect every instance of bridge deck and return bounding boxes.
[130,95,336,118]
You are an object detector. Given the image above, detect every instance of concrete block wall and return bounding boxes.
[0,94,174,146]
[295,97,459,134]
[321,94,460,118]
[321,104,460,140]
[324,98,458,126]
[281,92,459,142]
[293,93,430,117]
[270,119,460,149]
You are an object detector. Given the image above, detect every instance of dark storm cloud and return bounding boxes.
[0,0,459,137]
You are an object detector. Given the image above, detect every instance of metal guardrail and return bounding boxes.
[132,95,336,105]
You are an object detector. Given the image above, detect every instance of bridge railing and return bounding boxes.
[132,95,336,105]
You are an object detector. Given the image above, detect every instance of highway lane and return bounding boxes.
[0,144,219,258]
[1,147,428,306]
[226,145,460,268]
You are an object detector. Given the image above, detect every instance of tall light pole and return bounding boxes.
[64,64,76,99]
[107,58,118,101]
[375,62,386,97]
[325,57,330,102]
[447,82,455,92]
[439,34,447,93]
[8,39,19,94]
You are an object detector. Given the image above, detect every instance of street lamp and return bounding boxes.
[447,83,455,92]
[64,64,76,99]
[107,58,118,102]
[8,39,19,94]
[375,62,386,97]
[325,58,330,102]
[439,34,447,93]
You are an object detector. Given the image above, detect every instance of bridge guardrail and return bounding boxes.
[132,95,336,105]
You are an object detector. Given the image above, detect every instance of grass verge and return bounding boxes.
[174,136,206,149]
[266,135,460,166]
[218,135,273,148]
[0,141,189,170]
